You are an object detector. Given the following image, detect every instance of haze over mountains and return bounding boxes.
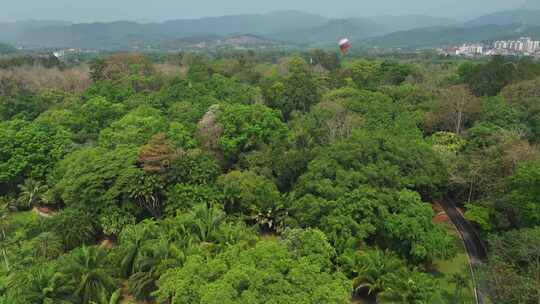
[523,0,540,9]
[2,6,540,51]
[0,11,457,50]
[366,8,540,48]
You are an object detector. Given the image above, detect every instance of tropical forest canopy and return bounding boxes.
[1,50,540,304]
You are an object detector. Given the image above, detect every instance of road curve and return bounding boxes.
[438,200,487,304]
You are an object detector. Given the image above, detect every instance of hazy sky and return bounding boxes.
[0,0,528,22]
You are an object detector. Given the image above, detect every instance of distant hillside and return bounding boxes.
[0,42,18,54]
[159,34,286,51]
[465,10,540,27]
[361,24,540,49]
[361,9,540,49]
[0,20,71,43]
[7,10,540,50]
[16,11,328,49]
[20,21,162,49]
[268,18,383,45]
[523,0,540,10]
[158,11,328,37]
[370,15,457,33]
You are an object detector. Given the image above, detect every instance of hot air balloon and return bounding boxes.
[339,38,352,55]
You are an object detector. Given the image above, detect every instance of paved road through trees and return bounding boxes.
[439,200,487,304]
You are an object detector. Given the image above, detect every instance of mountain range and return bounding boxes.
[0,42,18,55]
[365,9,540,49]
[0,20,71,44]
[1,9,540,51]
[0,11,456,50]
[361,24,540,49]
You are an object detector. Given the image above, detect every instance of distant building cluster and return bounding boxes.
[446,44,484,56]
[439,37,540,57]
[52,48,98,59]
[493,37,540,55]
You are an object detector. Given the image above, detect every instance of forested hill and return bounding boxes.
[0,20,71,42]
[0,42,17,54]
[1,12,462,50]
[267,18,383,45]
[360,9,540,49]
[361,24,540,48]
[5,10,540,50]
[2,50,540,303]
[14,11,329,49]
[464,9,540,27]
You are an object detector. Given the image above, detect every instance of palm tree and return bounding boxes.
[17,179,47,210]
[250,204,287,233]
[119,236,145,278]
[118,221,159,278]
[0,203,9,240]
[31,232,64,260]
[59,246,118,304]
[7,264,76,304]
[213,221,255,249]
[0,203,10,271]
[450,272,469,303]
[378,271,438,304]
[107,289,122,304]
[89,289,121,304]
[127,239,183,301]
[191,203,224,242]
[353,249,406,297]
[47,208,97,250]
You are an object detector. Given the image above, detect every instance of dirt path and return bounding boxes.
[32,206,56,218]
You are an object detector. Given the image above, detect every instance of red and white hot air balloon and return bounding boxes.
[339,38,352,55]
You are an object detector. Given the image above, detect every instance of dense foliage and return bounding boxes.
[1,51,539,303]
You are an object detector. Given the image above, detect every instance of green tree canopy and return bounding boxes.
[0,120,72,192]
[154,236,350,304]
[216,103,288,164]
[50,146,138,209]
[263,57,321,119]
[99,106,168,148]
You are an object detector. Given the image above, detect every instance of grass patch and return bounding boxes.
[432,226,476,304]
[8,210,39,227]
[4,210,41,244]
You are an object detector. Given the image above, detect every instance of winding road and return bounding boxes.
[438,200,487,304]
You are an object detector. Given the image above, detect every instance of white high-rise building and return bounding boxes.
[494,41,508,49]
[456,44,483,56]
[493,37,540,53]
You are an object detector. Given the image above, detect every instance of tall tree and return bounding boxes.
[264,57,321,119]
[426,85,480,135]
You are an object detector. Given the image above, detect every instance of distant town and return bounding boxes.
[440,37,540,57]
